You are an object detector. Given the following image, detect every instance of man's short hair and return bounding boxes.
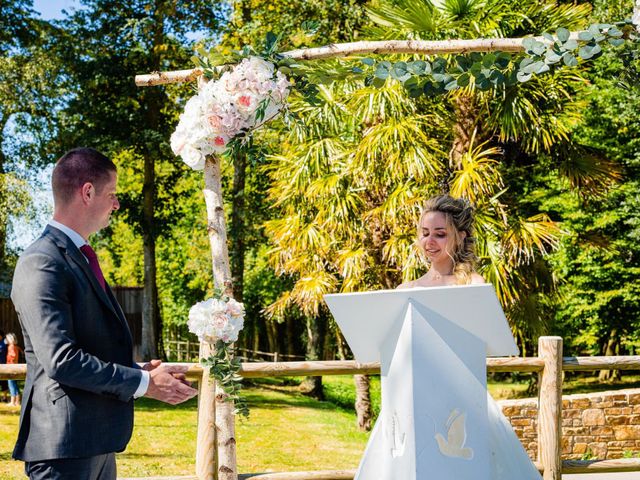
[52,148,116,205]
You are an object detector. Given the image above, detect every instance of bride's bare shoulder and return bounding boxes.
[396,280,415,289]
[470,272,485,284]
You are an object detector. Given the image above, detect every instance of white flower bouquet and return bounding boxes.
[171,56,291,170]
[188,297,245,344]
[188,295,249,417]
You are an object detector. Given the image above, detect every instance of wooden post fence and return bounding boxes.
[7,336,640,479]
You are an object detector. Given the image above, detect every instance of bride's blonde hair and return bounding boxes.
[418,195,477,285]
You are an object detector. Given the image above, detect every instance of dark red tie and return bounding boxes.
[80,244,106,291]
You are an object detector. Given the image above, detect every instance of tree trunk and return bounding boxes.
[266,318,279,356]
[285,315,296,358]
[449,93,480,170]
[300,314,324,399]
[139,5,165,361]
[354,374,373,431]
[140,150,158,360]
[0,132,9,273]
[230,150,246,302]
[599,328,621,382]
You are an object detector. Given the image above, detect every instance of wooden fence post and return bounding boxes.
[196,342,217,480]
[538,336,563,480]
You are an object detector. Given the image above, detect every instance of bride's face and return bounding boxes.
[418,211,452,263]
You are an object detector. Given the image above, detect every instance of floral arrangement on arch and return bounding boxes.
[170,56,291,170]
[188,292,248,417]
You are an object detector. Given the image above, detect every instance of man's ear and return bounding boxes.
[80,182,94,204]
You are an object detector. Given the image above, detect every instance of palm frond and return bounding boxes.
[449,134,504,202]
[502,213,562,265]
[291,271,340,316]
[554,143,623,198]
[366,0,440,38]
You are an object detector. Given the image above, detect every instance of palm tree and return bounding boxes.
[262,0,622,427]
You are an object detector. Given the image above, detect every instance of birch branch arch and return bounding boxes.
[135,36,573,87]
[135,19,639,480]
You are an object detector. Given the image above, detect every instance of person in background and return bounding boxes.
[5,332,22,406]
[0,329,7,402]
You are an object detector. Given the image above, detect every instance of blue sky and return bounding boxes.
[32,0,82,20]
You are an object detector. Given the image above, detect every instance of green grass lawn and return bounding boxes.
[0,378,371,479]
[1,372,635,479]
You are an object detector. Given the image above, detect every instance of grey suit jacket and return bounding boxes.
[11,225,143,461]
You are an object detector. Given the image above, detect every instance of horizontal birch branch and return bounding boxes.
[135,34,580,87]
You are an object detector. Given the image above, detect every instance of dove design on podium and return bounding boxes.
[434,409,474,460]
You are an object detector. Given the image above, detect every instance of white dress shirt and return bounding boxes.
[48,220,149,398]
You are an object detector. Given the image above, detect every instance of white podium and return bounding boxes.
[324,285,541,480]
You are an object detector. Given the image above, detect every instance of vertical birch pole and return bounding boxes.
[194,70,237,480]
[197,155,238,480]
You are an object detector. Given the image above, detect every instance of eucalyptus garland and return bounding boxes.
[352,21,637,98]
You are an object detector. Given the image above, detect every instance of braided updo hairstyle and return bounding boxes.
[418,195,477,285]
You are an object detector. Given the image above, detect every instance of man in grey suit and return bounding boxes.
[11,147,198,479]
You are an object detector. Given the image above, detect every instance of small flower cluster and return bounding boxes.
[171,56,290,170]
[187,294,249,417]
[187,296,244,344]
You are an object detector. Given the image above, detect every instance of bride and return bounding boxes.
[398,194,484,288]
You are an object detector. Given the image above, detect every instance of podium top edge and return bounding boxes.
[324,283,492,299]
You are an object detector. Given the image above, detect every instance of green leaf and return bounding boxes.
[608,38,625,47]
[516,71,532,82]
[578,31,594,41]
[578,45,595,60]
[392,61,409,80]
[432,57,447,74]
[557,27,570,43]
[532,41,547,56]
[456,55,471,71]
[542,32,555,42]
[545,50,562,64]
[361,57,375,66]
[489,70,505,86]
[444,79,458,91]
[562,52,578,67]
[482,53,496,68]
[536,63,550,74]
[469,62,482,76]
[457,72,470,87]
[522,37,535,52]
[563,39,578,51]
[476,78,491,90]
[519,57,534,71]
[588,24,601,36]
[372,76,386,88]
[607,27,623,38]
[375,61,391,79]
[407,60,428,75]
[495,52,512,69]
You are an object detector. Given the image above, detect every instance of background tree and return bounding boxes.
[0,2,64,277]
[51,0,222,359]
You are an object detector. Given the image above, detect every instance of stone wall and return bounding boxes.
[498,388,640,460]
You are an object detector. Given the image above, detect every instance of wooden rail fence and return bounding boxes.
[164,341,306,363]
[3,336,640,479]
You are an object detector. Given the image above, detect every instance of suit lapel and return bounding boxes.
[44,226,120,321]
